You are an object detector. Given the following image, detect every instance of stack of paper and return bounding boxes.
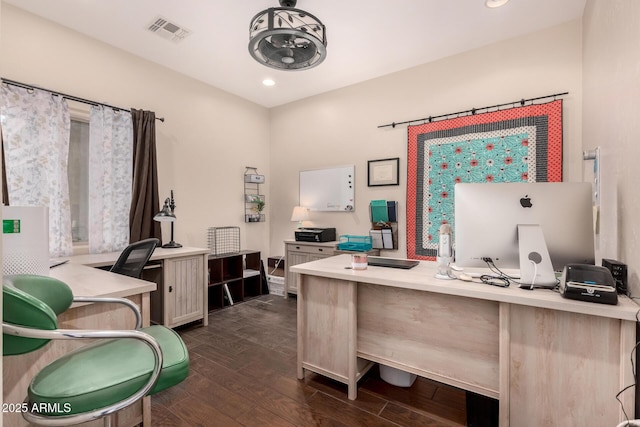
[381,229,393,248]
[370,230,383,248]
[370,228,394,249]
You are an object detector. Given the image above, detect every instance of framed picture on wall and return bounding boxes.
[368,157,400,187]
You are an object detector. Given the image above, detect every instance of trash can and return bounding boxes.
[379,364,417,387]
[266,275,284,296]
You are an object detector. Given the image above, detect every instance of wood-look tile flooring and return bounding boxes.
[151,294,467,427]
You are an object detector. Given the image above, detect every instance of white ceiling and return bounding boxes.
[4,0,586,108]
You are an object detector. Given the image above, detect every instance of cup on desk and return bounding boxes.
[351,253,368,270]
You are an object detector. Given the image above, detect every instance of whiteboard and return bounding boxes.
[300,165,355,211]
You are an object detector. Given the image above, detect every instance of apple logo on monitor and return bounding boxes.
[520,195,533,208]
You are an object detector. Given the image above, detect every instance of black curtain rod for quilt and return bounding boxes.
[378,92,568,129]
[1,78,165,122]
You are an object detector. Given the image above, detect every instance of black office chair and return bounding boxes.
[109,238,160,279]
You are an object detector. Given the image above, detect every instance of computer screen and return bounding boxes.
[453,182,595,275]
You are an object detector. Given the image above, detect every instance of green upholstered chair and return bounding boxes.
[2,274,189,426]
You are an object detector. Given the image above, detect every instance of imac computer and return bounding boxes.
[453,182,595,288]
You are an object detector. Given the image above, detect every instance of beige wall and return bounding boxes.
[0,5,271,255]
[269,20,584,258]
[583,0,640,294]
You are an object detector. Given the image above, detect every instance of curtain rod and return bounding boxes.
[1,78,165,122]
[378,92,568,129]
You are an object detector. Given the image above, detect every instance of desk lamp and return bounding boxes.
[290,206,310,229]
[154,190,182,248]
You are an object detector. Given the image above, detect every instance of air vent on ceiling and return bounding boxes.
[147,16,191,42]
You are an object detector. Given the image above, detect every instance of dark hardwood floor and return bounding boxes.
[151,294,467,426]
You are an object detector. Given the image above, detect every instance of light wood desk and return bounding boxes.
[292,255,640,427]
[3,263,156,427]
[69,246,210,328]
[284,240,338,297]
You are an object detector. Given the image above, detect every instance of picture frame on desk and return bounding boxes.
[368,157,400,187]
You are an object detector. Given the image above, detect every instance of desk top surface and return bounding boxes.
[284,239,338,247]
[50,262,156,300]
[291,254,640,321]
[67,246,210,268]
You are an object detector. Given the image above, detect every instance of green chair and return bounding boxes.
[2,274,189,426]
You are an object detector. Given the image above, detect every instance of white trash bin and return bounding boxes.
[266,275,284,296]
[379,364,417,387]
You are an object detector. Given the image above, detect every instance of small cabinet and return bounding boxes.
[208,250,264,310]
[284,240,337,297]
[151,254,206,328]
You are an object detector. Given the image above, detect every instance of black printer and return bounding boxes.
[294,227,336,243]
[560,264,618,305]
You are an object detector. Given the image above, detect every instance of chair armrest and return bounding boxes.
[2,322,163,426]
[73,296,143,329]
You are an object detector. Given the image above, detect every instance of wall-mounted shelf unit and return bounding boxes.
[369,200,398,250]
[244,166,265,222]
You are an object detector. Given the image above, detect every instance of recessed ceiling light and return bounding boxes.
[263,79,275,86]
[486,0,510,8]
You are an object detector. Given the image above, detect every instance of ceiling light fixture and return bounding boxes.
[248,0,327,71]
[485,0,510,8]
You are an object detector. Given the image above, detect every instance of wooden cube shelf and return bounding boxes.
[208,250,264,310]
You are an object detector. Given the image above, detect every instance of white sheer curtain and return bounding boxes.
[0,84,73,257]
[88,106,133,254]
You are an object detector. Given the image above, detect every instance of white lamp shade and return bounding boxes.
[290,206,310,222]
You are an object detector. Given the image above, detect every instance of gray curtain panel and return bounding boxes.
[130,109,161,243]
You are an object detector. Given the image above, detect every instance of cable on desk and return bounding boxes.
[480,257,560,290]
[477,275,510,288]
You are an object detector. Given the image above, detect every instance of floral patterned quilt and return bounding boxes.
[407,100,563,260]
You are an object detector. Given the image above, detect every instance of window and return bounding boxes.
[68,119,90,243]
[67,102,134,252]
[68,101,91,245]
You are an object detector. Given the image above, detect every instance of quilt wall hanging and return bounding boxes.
[406,100,563,260]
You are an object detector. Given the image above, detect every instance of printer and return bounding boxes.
[559,264,618,305]
[294,227,336,243]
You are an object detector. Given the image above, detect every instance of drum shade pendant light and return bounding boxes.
[249,0,327,71]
